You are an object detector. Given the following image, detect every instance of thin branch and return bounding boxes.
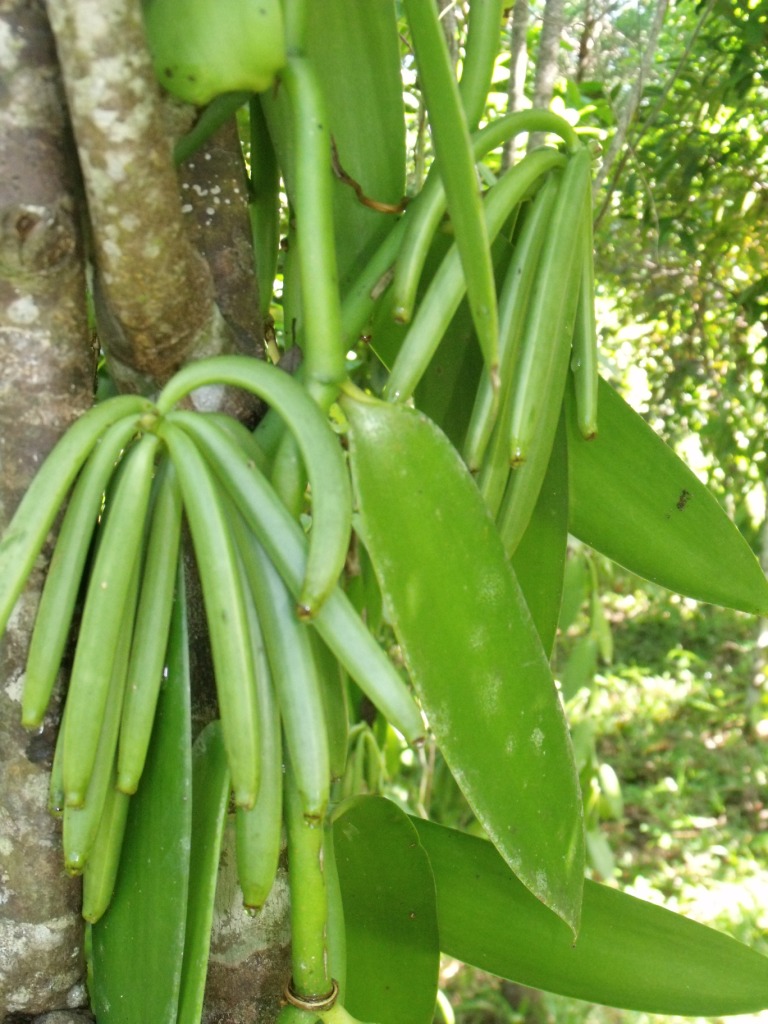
[592,0,670,199]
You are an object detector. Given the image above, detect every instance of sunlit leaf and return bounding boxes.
[344,394,584,933]
[333,795,439,1024]
[567,375,768,614]
[90,583,192,1023]
[414,818,768,1017]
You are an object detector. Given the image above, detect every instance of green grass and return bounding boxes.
[434,577,768,1024]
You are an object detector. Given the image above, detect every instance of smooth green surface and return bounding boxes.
[403,0,498,374]
[157,359,352,617]
[333,796,439,1024]
[0,396,150,639]
[567,375,768,614]
[307,0,405,293]
[344,395,584,932]
[143,0,285,105]
[90,581,192,1023]
[510,413,569,658]
[413,818,768,1016]
[177,720,231,1024]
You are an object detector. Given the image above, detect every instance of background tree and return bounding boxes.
[1,2,767,1023]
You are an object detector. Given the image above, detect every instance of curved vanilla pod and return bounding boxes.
[0,394,152,637]
[386,147,566,404]
[159,420,260,810]
[465,171,561,474]
[392,111,579,327]
[21,415,141,728]
[117,457,183,795]
[170,412,424,745]
[62,433,159,808]
[156,357,351,618]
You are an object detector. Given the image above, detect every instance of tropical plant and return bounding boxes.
[1,2,767,1023]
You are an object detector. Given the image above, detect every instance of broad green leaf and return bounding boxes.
[90,583,192,1024]
[264,0,405,297]
[509,413,568,658]
[177,720,231,1024]
[332,795,440,1024]
[567,375,768,614]
[413,818,768,1017]
[343,394,584,933]
[558,549,590,634]
[307,0,405,294]
[560,634,599,703]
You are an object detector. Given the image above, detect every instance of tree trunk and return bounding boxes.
[0,1,95,1016]
[502,0,530,170]
[528,0,566,151]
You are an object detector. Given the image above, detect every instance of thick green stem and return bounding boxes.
[285,761,333,1000]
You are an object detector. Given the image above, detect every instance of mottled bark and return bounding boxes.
[176,118,265,424]
[43,0,236,394]
[1,2,288,1019]
[0,0,95,1016]
[202,824,291,1024]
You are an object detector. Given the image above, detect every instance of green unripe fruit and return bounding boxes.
[143,0,286,106]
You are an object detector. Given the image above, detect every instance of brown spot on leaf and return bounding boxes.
[676,489,691,511]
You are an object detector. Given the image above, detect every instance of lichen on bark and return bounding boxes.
[0,0,94,1015]
[2,2,291,1019]
[44,0,263,398]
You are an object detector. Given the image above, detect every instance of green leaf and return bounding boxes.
[332,795,439,1024]
[560,634,599,703]
[510,412,568,658]
[558,550,590,634]
[306,0,406,294]
[343,394,584,933]
[90,582,192,1023]
[177,720,231,1024]
[566,375,768,614]
[413,818,768,1017]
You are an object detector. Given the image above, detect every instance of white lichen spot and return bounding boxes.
[4,670,24,704]
[101,238,121,261]
[7,295,39,325]
[0,20,20,68]
[206,207,215,217]
[119,213,140,232]
[531,727,544,748]
[66,981,89,1008]
[72,3,111,46]
[181,203,193,214]
[105,151,128,183]
[191,383,227,412]
[93,106,119,132]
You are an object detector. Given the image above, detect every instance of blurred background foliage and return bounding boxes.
[377,2,768,1021]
